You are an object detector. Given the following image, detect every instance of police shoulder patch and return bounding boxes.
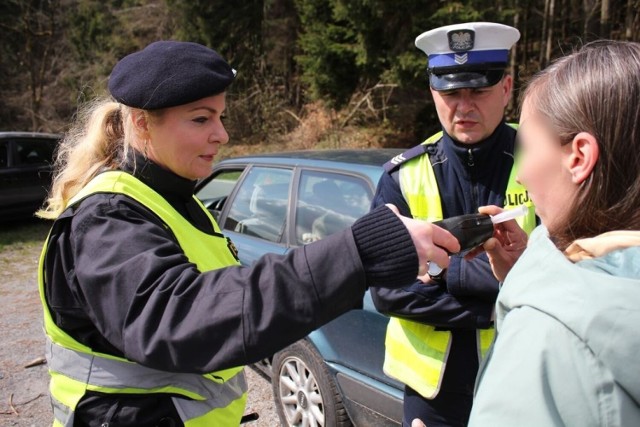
[226,237,240,262]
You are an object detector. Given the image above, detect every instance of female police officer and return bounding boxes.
[37,41,459,426]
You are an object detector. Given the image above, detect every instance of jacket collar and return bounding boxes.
[122,151,197,201]
[441,121,513,177]
[565,230,640,262]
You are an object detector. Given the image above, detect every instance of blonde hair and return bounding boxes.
[37,98,139,219]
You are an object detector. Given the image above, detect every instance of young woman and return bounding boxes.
[37,40,459,426]
[467,41,640,426]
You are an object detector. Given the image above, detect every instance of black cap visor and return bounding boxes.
[429,68,506,91]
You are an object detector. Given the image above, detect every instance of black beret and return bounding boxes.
[108,41,236,110]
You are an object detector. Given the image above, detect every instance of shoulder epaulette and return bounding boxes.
[383,145,428,173]
[383,133,443,173]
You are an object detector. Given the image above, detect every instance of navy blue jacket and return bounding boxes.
[43,153,419,425]
[370,121,518,394]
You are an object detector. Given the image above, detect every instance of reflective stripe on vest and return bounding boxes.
[38,171,247,426]
[384,125,537,399]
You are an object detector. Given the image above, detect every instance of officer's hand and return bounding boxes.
[386,204,460,276]
[412,419,427,427]
[465,205,528,281]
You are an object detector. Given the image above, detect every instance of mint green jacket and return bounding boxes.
[470,226,640,427]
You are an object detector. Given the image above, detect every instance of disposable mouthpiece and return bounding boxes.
[428,262,444,276]
[490,205,528,224]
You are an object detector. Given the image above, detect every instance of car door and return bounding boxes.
[294,169,404,412]
[198,160,403,422]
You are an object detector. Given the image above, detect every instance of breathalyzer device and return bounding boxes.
[427,205,528,275]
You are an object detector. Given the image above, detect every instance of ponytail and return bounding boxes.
[38,98,132,219]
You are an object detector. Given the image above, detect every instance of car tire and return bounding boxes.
[272,339,352,427]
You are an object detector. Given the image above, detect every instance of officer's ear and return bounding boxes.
[131,109,151,140]
[566,132,599,185]
[500,75,513,107]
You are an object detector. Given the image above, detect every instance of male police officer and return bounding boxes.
[371,22,537,427]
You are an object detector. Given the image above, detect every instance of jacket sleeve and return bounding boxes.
[446,253,500,302]
[370,171,494,329]
[470,307,604,427]
[52,195,417,374]
[371,170,411,215]
[61,196,366,373]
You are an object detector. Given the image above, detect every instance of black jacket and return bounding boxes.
[370,122,518,394]
[42,153,419,426]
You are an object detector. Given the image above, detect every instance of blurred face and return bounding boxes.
[431,76,513,144]
[516,98,577,231]
[142,93,229,180]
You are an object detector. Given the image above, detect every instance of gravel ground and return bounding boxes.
[0,219,280,426]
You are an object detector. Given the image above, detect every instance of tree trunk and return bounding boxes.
[521,0,529,71]
[545,0,555,64]
[509,0,520,114]
[600,0,610,37]
[625,0,637,39]
[540,0,551,67]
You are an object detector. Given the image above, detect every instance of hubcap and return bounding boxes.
[297,390,308,409]
[278,356,325,426]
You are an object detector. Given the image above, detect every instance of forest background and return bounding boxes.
[1,0,639,158]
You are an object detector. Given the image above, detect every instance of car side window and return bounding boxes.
[224,166,292,243]
[15,138,56,166]
[196,168,245,221]
[198,169,243,200]
[0,141,7,168]
[295,170,373,245]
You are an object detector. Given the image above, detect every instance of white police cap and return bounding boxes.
[415,22,520,91]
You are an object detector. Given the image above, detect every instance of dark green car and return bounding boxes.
[196,149,405,426]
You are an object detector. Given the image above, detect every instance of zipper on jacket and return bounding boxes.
[467,148,475,167]
[467,148,479,208]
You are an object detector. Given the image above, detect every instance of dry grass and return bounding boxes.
[218,101,401,161]
[0,219,51,251]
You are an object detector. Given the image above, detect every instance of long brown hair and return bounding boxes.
[522,40,640,249]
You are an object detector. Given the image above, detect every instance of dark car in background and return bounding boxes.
[195,149,405,426]
[0,132,61,221]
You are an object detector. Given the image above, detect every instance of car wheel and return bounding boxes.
[272,340,352,427]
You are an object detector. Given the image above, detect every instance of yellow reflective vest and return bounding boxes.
[38,171,247,427]
[383,127,537,399]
